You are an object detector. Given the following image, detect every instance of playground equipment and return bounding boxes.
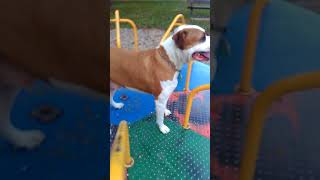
[1,80,108,179]
[237,0,268,94]
[213,0,320,179]
[110,10,138,49]
[110,10,210,179]
[110,121,134,179]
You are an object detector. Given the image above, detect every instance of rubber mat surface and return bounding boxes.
[213,90,320,180]
[167,90,210,138]
[127,115,210,180]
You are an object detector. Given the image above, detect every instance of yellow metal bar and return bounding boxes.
[238,0,268,94]
[110,18,139,50]
[183,84,210,128]
[185,61,193,91]
[110,121,134,180]
[239,71,320,180]
[175,23,184,26]
[160,14,186,44]
[114,10,121,48]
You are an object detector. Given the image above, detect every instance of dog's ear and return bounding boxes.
[173,30,188,50]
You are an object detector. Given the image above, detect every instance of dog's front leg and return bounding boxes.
[156,75,178,134]
[155,98,170,134]
[0,86,45,149]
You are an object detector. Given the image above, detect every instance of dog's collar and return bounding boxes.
[157,46,181,72]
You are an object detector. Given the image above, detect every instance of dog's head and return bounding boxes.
[161,24,210,69]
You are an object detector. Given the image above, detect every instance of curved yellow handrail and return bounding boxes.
[238,0,269,94]
[185,61,194,91]
[160,14,186,44]
[110,18,139,50]
[110,121,134,180]
[110,10,139,50]
[183,84,210,129]
[239,71,320,180]
[114,10,121,48]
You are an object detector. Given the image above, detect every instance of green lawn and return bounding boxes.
[110,0,210,32]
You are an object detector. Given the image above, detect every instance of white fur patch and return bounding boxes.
[173,25,205,34]
[187,35,210,59]
[158,72,179,102]
[155,72,179,134]
[161,38,188,70]
[164,109,171,116]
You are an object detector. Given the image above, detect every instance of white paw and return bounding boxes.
[158,124,170,134]
[164,109,171,116]
[113,102,124,109]
[11,130,46,150]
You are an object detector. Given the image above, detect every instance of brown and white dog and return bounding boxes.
[0,0,106,149]
[110,25,210,134]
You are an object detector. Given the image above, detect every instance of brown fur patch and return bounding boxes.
[0,0,106,93]
[110,47,176,98]
[173,28,205,50]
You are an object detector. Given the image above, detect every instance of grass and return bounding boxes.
[109,0,210,32]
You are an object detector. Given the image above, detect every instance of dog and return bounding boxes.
[0,0,106,149]
[110,25,210,134]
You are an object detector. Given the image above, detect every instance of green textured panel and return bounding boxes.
[128,115,210,180]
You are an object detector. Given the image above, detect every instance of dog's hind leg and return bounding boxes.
[0,85,45,149]
[110,82,124,109]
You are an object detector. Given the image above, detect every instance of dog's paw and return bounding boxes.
[113,102,124,109]
[12,130,45,150]
[164,109,171,116]
[159,124,170,134]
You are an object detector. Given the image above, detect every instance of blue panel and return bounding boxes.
[213,4,252,94]
[213,0,320,94]
[175,61,210,91]
[189,62,210,90]
[110,88,155,125]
